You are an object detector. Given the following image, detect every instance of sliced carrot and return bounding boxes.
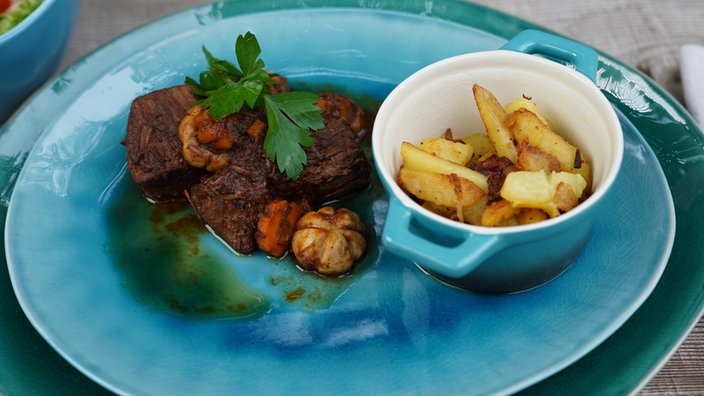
[246,118,267,144]
[256,199,305,258]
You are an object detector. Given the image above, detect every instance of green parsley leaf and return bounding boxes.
[200,81,246,120]
[235,32,266,78]
[185,32,323,180]
[263,93,321,179]
[203,46,242,79]
[264,92,325,132]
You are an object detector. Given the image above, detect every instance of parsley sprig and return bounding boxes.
[185,32,323,180]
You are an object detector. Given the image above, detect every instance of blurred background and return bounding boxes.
[59,0,703,111]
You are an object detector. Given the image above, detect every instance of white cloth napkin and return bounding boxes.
[681,44,704,127]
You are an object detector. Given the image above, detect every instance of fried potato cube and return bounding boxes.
[400,141,488,192]
[472,84,518,163]
[516,139,562,173]
[461,133,496,162]
[420,196,488,226]
[550,171,588,201]
[461,196,488,226]
[421,201,457,219]
[506,108,579,173]
[553,181,580,212]
[574,158,593,194]
[517,208,549,225]
[481,199,519,227]
[418,137,473,165]
[397,166,486,221]
[500,171,587,217]
[504,96,550,126]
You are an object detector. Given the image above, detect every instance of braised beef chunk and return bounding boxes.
[268,74,290,94]
[123,85,203,202]
[316,92,366,139]
[124,83,371,254]
[270,119,371,206]
[186,147,270,253]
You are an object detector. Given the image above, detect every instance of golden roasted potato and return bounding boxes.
[517,208,549,225]
[481,199,519,227]
[418,137,473,165]
[420,198,487,226]
[500,170,587,218]
[516,139,562,173]
[461,133,496,162]
[397,166,486,222]
[400,141,488,192]
[573,157,593,194]
[505,108,579,173]
[553,181,580,212]
[550,171,588,200]
[461,196,488,226]
[473,84,518,163]
[504,96,550,126]
[421,201,457,219]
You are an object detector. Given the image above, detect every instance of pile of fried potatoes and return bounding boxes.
[397,84,592,227]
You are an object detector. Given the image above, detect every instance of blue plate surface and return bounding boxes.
[2,3,679,396]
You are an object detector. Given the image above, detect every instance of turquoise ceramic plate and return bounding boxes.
[0,1,696,395]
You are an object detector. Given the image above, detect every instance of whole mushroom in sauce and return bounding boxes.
[291,206,366,276]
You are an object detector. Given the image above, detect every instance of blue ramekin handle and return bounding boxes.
[500,29,598,82]
[381,196,504,279]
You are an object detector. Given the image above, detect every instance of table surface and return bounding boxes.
[38,0,704,394]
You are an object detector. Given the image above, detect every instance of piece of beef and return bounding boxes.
[316,92,366,139]
[185,137,271,254]
[269,119,371,206]
[123,85,203,202]
[268,74,290,94]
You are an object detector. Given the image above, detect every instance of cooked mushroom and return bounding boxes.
[178,104,232,171]
[291,206,366,276]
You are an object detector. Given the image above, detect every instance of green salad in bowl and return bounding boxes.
[0,0,42,35]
